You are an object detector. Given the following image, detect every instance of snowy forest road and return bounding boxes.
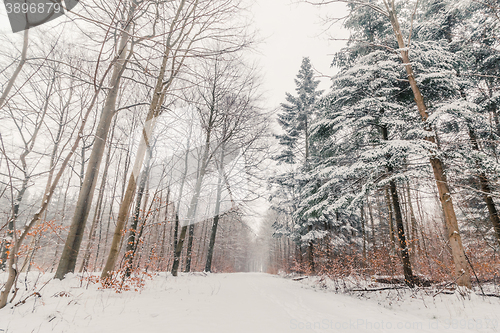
[1,272,498,333]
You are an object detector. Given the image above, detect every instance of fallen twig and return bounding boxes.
[433,273,465,297]
[14,292,41,307]
[351,286,406,292]
[293,276,308,281]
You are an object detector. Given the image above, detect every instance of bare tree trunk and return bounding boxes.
[389,181,415,287]
[173,212,180,255]
[79,118,116,273]
[375,192,387,249]
[99,133,121,269]
[172,132,213,276]
[172,66,219,277]
[100,62,163,279]
[55,5,136,279]
[386,2,471,288]
[78,179,104,273]
[22,75,66,272]
[124,145,153,277]
[184,224,195,272]
[173,136,191,255]
[406,182,419,256]
[306,225,315,274]
[381,124,414,287]
[171,159,210,276]
[205,146,226,272]
[172,225,188,276]
[360,204,367,261]
[385,186,396,252]
[157,189,170,271]
[399,186,411,247]
[367,195,376,251]
[198,219,209,270]
[0,177,29,270]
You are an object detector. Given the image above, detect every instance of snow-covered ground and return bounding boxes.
[1,272,499,332]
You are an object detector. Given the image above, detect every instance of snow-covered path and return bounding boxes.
[1,273,499,332]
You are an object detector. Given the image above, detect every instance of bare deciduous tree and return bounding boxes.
[100,0,252,280]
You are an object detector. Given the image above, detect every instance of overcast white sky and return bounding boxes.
[251,0,349,108]
[0,6,9,32]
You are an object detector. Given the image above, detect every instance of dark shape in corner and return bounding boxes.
[3,0,79,33]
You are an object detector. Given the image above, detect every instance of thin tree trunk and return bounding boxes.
[399,186,410,247]
[94,196,107,271]
[375,192,387,249]
[184,224,195,272]
[406,182,419,256]
[199,219,209,270]
[172,225,188,276]
[100,138,121,269]
[385,186,396,252]
[172,73,218,277]
[171,159,210,276]
[367,195,376,251]
[79,179,104,273]
[172,144,212,276]
[173,211,180,254]
[361,203,367,261]
[124,146,153,277]
[157,189,169,271]
[104,0,203,278]
[306,225,314,274]
[389,181,415,287]
[381,125,415,287]
[172,122,193,262]
[19,75,63,271]
[205,147,226,272]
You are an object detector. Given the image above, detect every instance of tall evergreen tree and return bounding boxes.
[275,57,322,166]
[296,0,500,286]
[301,36,420,286]
[270,57,323,272]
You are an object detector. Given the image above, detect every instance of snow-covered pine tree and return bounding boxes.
[320,0,473,288]
[413,0,500,247]
[269,57,322,273]
[298,8,422,285]
[274,57,322,166]
[460,0,500,246]
[298,0,500,286]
